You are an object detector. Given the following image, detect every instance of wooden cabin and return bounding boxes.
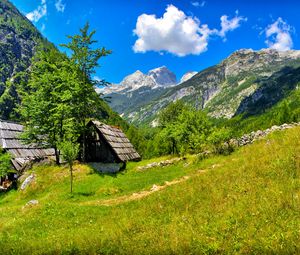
[0,120,55,172]
[0,119,140,177]
[85,120,141,164]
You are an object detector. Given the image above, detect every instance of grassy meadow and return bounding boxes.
[0,127,299,254]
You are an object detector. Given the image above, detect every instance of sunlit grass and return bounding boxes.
[0,128,299,254]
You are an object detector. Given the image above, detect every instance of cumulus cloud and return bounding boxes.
[26,0,47,22]
[219,11,247,40]
[133,5,214,56]
[191,1,206,7]
[133,5,246,57]
[55,0,66,13]
[265,18,293,51]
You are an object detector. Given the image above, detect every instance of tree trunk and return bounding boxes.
[82,129,86,162]
[70,164,73,193]
[54,147,60,165]
[172,139,175,155]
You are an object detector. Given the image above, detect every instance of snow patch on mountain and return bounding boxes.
[148,66,177,86]
[180,71,197,84]
[100,67,198,95]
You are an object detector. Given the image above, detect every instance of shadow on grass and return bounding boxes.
[88,163,127,178]
[75,191,96,197]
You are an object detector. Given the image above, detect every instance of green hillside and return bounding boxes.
[226,88,300,137]
[1,126,299,254]
[0,0,54,119]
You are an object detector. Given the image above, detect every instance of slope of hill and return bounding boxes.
[0,0,54,119]
[0,126,299,254]
[0,0,127,129]
[115,49,300,125]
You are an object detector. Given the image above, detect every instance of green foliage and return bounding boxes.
[19,48,80,164]
[59,140,80,193]
[158,100,187,127]
[142,101,214,157]
[175,108,212,154]
[61,22,112,161]
[208,127,234,155]
[20,23,114,164]
[227,88,300,136]
[0,149,13,178]
[0,0,55,120]
[125,125,147,157]
[61,22,111,82]
[129,85,300,159]
[59,141,80,167]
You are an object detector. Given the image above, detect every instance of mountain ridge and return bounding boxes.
[100,66,197,116]
[101,66,197,95]
[106,48,300,124]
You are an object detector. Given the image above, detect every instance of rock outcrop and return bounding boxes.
[230,122,300,147]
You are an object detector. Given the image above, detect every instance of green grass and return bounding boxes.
[0,128,300,254]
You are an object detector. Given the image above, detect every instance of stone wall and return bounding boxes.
[230,122,300,147]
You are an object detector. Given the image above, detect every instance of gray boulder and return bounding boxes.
[20,174,35,190]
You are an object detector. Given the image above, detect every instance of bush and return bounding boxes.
[208,127,234,155]
[0,149,13,180]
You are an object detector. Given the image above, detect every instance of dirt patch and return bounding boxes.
[81,168,212,207]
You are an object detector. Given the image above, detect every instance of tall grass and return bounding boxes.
[0,128,299,254]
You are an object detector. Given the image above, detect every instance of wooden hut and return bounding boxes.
[0,120,55,171]
[85,120,141,164]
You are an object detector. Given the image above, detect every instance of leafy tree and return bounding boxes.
[126,125,148,157]
[155,102,213,156]
[61,22,111,161]
[208,127,233,155]
[175,108,212,154]
[158,100,187,128]
[59,140,79,193]
[20,49,79,164]
[0,149,13,183]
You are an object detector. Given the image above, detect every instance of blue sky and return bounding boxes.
[10,0,300,84]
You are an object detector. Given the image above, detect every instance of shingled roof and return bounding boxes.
[90,120,141,162]
[0,120,55,171]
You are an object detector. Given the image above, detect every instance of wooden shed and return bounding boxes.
[85,120,141,163]
[0,120,55,171]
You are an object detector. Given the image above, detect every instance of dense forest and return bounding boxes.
[127,86,300,159]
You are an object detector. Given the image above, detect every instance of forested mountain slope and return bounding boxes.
[0,0,54,119]
[0,0,125,128]
[110,49,300,125]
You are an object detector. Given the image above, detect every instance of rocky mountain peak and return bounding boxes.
[120,70,156,91]
[148,66,177,86]
[223,48,300,77]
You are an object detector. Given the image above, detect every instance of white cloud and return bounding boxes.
[133,5,246,57]
[191,1,205,7]
[26,0,47,22]
[219,11,247,40]
[265,17,293,51]
[133,5,215,57]
[55,0,66,13]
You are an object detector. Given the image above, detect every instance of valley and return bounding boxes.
[0,0,300,254]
